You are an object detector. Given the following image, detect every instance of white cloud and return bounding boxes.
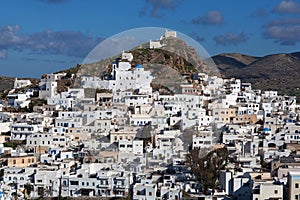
[273,1,300,14]
[264,18,300,45]
[213,32,247,46]
[141,0,180,18]
[192,11,223,25]
[0,25,103,58]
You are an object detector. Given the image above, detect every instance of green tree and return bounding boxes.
[186,147,229,195]
[24,183,34,199]
[135,123,153,152]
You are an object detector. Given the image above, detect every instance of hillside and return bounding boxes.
[0,76,15,92]
[213,53,260,71]
[77,37,206,77]
[213,52,300,96]
[0,76,39,96]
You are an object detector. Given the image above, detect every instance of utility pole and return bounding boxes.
[58,176,62,200]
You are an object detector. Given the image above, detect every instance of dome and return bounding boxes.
[135,64,144,69]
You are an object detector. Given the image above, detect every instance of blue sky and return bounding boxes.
[0,0,300,77]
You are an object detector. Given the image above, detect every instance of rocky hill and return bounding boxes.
[213,52,300,96]
[76,37,207,78]
[75,37,212,93]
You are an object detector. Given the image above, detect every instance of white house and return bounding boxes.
[7,91,33,108]
[133,183,157,200]
[149,40,163,49]
[160,30,177,39]
[121,51,133,62]
[26,132,53,147]
[14,78,32,89]
[118,140,143,155]
[192,129,214,149]
[252,180,283,200]
[11,123,43,141]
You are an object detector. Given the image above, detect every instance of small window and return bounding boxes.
[296,183,299,188]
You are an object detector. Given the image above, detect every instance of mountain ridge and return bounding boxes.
[213,51,300,97]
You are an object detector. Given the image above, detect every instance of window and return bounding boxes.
[296,195,299,200]
[70,181,79,185]
[149,192,152,196]
[296,183,299,188]
[274,189,278,194]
